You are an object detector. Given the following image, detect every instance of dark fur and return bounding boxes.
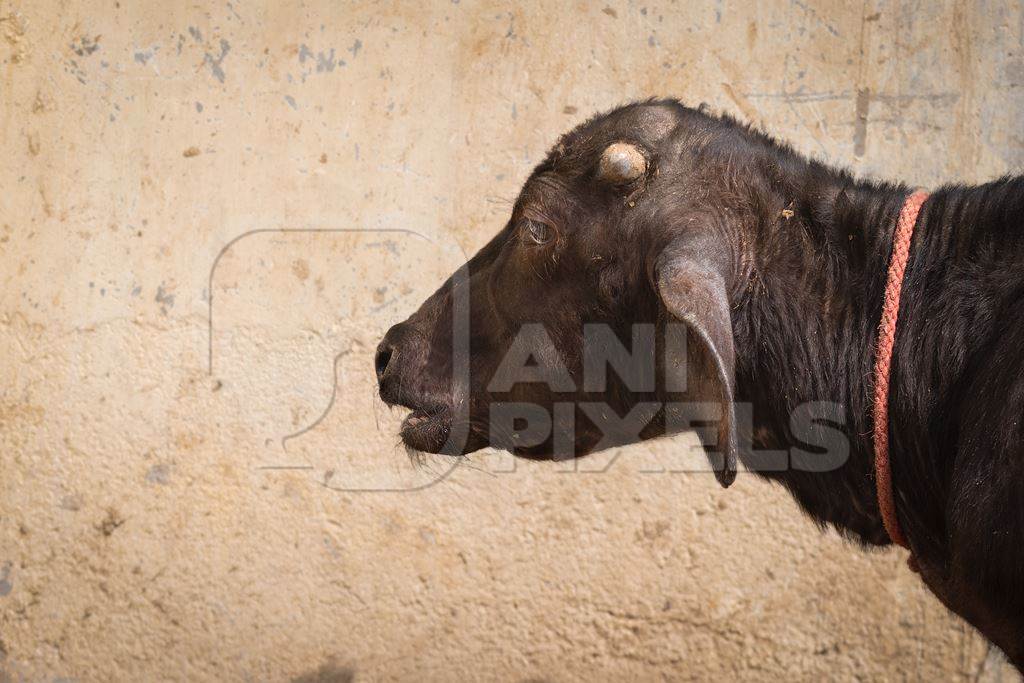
[376,99,1024,667]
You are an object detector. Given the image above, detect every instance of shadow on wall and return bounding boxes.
[291,660,355,683]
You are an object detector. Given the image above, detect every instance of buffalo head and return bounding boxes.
[375,101,748,486]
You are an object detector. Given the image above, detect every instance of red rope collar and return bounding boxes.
[872,190,929,550]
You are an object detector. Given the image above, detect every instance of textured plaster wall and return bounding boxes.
[2,1,1023,681]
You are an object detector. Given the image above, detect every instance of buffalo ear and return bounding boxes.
[655,235,738,487]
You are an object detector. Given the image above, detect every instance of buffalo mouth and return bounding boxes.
[398,404,455,454]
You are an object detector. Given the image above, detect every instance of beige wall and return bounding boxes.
[2,1,1023,680]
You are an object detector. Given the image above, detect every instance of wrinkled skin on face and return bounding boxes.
[376,100,744,485]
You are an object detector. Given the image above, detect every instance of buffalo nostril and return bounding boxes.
[375,344,394,382]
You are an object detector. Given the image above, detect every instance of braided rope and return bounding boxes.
[872,190,929,550]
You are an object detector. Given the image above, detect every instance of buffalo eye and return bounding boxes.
[521,219,552,245]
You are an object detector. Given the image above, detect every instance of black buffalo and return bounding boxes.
[375,100,1024,667]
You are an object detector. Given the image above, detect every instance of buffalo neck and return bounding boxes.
[730,139,1024,553]
[730,149,911,546]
